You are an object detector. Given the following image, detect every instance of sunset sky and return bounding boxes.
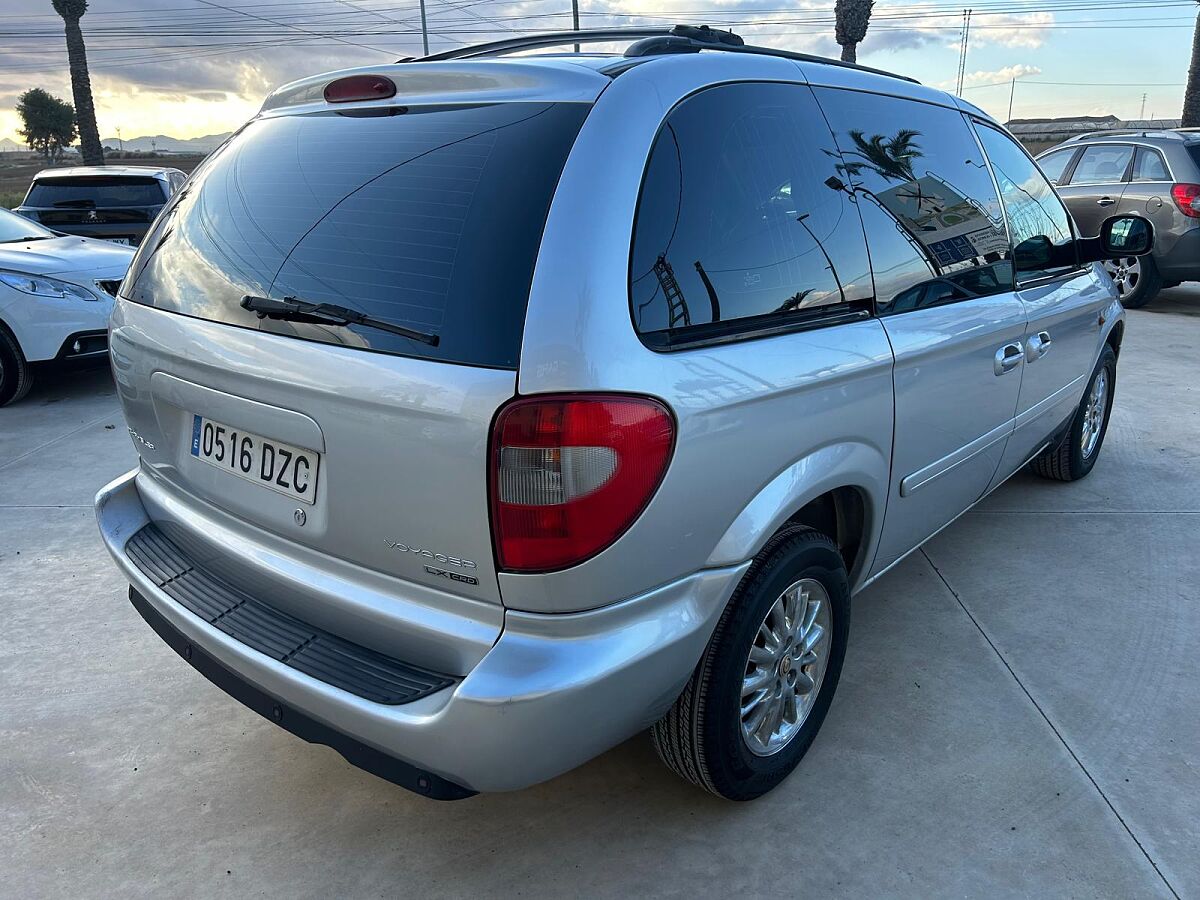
[1,0,1195,145]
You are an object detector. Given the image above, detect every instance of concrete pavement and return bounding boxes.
[2,288,1198,898]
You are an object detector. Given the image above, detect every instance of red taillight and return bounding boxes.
[1170,183,1200,219]
[489,395,675,573]
[323,74,396,103]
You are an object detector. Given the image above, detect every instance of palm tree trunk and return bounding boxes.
[1185,6,1200,128]
[61,15,104,166]
[840,43,857,63]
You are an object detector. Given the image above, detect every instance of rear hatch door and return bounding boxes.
[114,85,592,605]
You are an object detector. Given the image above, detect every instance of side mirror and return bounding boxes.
[1101,215,1153,257]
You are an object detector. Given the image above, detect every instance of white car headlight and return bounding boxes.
[0,270,98,301]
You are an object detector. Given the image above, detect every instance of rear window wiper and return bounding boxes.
[240,295,439,346]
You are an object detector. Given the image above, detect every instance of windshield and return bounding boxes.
[25,176,167,209]
[122,102,589,368]
[0,207,56,242]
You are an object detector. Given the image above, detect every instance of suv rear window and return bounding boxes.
[122,102,589,369]
[26,176,166,208]
[1188,143,1200,171]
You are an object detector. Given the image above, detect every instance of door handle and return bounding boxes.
[994,342,1024,376]
[1097,197,1117,207]
[1025,331,1053,362]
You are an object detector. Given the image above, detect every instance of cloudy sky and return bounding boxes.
[0,0,1195,144]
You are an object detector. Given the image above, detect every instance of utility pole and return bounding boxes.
[1008,78,1016,123]
[955,9,973,97]
[1140,93,1148,119]
[419,0,429,56]
[572,0,580,52]
[115,126,123,153]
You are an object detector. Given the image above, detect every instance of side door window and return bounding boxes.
[813,90,1013,315]
[1038,148,1079,186]
[1070,145,1134,185]
[630,82,872,349]
[975,124,1078,282]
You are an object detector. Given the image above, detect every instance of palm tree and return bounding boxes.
[835,0,875,64]
[51,0,104,165]
[1185,1,1200,128]
[837,129,924,183]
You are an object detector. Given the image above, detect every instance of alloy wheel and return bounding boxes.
[1081,367,1109,459]
[740,578,831,757]
[1103,256,1142,298]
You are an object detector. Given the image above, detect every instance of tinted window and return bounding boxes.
[1038,149,1076,185]
[1189,144,1200,171]
[26,176,167,208]
[976,124,1077,283]
[815,89,1013,316]
[630,82,872,347]
[1132,148,1170,182]
[123,103,589,368]
[1071,145,1133,184]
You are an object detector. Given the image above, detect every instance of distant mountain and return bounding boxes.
[0,137,24,152]
[99,132,231,153]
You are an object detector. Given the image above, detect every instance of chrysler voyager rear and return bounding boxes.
[97,29,1134,801]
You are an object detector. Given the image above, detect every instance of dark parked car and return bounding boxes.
[1037,129,1200,308]
[14,165,186,247]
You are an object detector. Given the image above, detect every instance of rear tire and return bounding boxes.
[651,526,850,800]
[0,328,33,407]
[1104,253,1161,309]
[1030,345,1116,482]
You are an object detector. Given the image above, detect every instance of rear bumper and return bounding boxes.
[1155,226,1200,283]
[96,468,746,795]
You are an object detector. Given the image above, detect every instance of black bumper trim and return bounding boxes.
[129,587,477,801]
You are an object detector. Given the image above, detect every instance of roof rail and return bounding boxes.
[402,25,919,85]
[1065,129,1187,143]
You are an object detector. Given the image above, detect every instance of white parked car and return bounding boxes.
[0,207,134,406]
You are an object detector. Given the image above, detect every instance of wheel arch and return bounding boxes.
[705,442,888,589]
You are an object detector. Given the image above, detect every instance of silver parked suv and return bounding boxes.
[96,27,1151,801]
[1036,129,1200,308]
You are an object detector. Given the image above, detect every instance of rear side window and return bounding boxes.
[123,102,589,368]
[1189,144,1200,171]
[975,124,1077,284]
[26,176,167,208]
[1071,145,1133,185]
[1132,148,1170,182]
[630,82,872,348]
[1037,148,1076,185]
[815,88,1014,316]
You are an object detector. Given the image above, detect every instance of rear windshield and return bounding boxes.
[1189,143,1200,172]
[26,176,166,208]
[122,102,590,368]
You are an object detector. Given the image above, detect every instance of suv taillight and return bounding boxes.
[489,395,675,573]
[1170,183,1200,218]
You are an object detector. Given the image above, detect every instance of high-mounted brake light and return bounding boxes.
[324,74,397,103]
[489,395,675,573]
[1171,183,1200,219]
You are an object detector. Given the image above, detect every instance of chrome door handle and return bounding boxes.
[994,342,1024,375]
[1097,197,1117,207]
[1025,331,1053,362]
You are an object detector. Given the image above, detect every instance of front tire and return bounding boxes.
[1030,344,1117,482]
[0,328,33,407]
[652,527,850,800]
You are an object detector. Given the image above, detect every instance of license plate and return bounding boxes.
[190,415,320,505]
[105,238,133,246]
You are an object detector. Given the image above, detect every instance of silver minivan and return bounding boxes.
[96,27,1150,801]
